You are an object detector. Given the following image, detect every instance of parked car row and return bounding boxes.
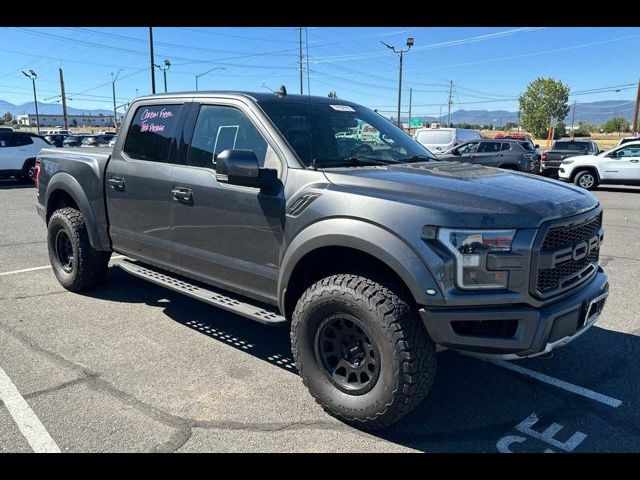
[1,130,116,183]
[411,126,640,191]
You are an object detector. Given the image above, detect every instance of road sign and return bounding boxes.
[410,117,423,128]
[550,117,558,128]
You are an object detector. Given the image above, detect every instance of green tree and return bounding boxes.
[2,111,12,124]
[519,77,570,138]
[603,117,630,134]
[328,91,338,99]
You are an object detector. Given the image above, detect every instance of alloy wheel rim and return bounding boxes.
[579,174,594,188]
[55,230,74,273]
[314,314,380,395]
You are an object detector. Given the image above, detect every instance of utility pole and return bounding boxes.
[408,87,412,134]
[633,77,640,134]
[59,68,69,130]
[149,27,156,94]
[447,81,453,127]
[299,27,304,95]
[570,101,577,138]
[111,70,122,130]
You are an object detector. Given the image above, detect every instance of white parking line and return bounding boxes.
[0,365,61,453]
[485,358,623,408]
[0,255,126,277]
[0,265,51,276]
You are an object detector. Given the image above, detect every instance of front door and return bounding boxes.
[170,102,285,304]
[105,102,186,265]
[601,144,640,181]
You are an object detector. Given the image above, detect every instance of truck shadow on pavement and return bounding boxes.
[87,266,640,452]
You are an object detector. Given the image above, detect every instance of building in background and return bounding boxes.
[16,113,124,128]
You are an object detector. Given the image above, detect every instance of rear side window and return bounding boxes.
[477,141,501,153]
[124,104,182,162]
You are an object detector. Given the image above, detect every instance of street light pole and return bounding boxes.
[22,70,40,134]
[382,37,414,129]
[195,67,226,91]
[155,60,171,93]
[111,69,123,130]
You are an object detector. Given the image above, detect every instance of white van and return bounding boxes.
[414,127,481,154]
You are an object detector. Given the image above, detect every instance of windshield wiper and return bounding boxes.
[310,157,394,170]
[395,155,435,164]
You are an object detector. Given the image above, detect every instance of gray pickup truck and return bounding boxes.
[541,139,600,177]
[36,91,609,430]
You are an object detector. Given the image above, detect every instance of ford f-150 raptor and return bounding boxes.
[36,91,609,430]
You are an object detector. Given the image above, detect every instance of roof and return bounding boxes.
[132,91,362,106]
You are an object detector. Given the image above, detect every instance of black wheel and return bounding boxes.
[19,159,36,183]
[47,207,111,292]
[574,170,598,190]
[291,274,437,430]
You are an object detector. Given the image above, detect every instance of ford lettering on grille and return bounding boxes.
[534,212,603,297]
[550,234,600,268]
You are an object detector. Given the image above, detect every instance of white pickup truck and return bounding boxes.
[558,140,640,190]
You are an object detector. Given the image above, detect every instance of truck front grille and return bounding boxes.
[533,211,602,298]
[541,213,602,251]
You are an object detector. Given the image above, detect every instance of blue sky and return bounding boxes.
[0,27,638,116]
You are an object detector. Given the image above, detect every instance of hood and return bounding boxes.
[565,154,600,163]
[323,161,598,228]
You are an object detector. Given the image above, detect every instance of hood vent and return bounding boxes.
[287,193,320,217]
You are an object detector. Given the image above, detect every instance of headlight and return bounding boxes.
[438,228,516,289]
[561,159,574,165]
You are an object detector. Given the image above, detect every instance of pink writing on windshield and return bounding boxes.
[140,121,166,133]
[141,108,175,121]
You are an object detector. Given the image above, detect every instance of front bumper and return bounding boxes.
[419,269,608,359]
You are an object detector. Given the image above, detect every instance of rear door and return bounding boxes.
[105,100,187,265]
[169,100,285,304]
[472,140,503,166]
[601,144,640,181]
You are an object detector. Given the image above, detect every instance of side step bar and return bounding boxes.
[118,260,286,326]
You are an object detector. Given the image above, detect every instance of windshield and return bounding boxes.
[416,130,453,145]
[258,100,437,168]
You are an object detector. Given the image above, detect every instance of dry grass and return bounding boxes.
[484,130,632,151]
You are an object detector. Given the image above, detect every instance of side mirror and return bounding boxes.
[452,150,461,156]
[215,149,278,194]
[534,144,540,149]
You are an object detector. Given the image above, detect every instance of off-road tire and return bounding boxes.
[47,207,111,292]
[291,274,437,430]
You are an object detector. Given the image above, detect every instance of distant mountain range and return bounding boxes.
[401,100,636,127]
[0,100,113,117]
[1,98,636,126]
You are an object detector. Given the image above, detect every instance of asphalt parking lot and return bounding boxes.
[1,179,639,453]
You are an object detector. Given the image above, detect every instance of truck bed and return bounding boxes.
[36,146,113,251]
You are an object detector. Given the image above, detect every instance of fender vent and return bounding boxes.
[287,193,320,217]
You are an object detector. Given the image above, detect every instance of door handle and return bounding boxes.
[107,176,125,191]
[630,159,639,163]
[497,154,504,157]
[171,187,193,203]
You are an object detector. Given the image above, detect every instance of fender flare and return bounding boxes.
[45,172,107,251]
[278,218,442,312]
